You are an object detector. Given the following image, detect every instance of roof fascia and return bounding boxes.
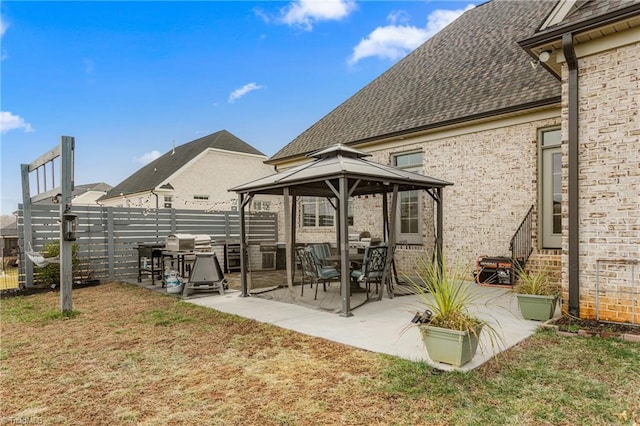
[519,2,640,48]
[540,0,583,30]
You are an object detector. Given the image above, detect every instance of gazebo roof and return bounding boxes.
[230,144,452,197]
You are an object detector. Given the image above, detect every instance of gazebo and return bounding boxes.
[230,145,452,317]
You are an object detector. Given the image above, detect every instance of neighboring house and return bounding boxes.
[267,0,639,323]
[99,130,276,213]
[71,182,113,206]
[0,216,18,264]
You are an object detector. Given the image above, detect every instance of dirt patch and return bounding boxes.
[553,316,640,335]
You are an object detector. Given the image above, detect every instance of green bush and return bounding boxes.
[34,240,79,286]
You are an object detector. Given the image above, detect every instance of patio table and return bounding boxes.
[325,253,367,292]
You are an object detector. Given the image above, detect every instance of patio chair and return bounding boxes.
[296,247,340,300]
[351,244,388,295]
[307,243,332,266]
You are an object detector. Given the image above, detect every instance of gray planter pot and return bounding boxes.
[516,294,558,321]
[420,324,482,367]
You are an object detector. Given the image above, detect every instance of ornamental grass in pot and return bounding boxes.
[408,256,502,368]
[513,266,560,321]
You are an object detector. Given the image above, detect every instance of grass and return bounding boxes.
[0,267,19,290]
[1,282,639,425]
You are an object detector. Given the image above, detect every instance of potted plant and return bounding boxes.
[513,266,560,321]
[408,256,501,368]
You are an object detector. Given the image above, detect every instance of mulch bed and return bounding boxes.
[552,315,640,335]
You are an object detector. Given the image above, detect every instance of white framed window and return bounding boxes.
[393,151,423,245]
[163,195,172,208]
[301,197,353,227]
[230,199,238,211]
[252,200,271,212]
[539,127,562,248]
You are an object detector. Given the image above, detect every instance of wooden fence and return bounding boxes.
[17,204,277,287]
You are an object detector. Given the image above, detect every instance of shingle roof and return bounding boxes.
[73,182,112,197]
[270,0,560,162]
[231,144,452,197]
[101,130,264,200]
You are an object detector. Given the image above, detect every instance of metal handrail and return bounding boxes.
[510,205,534,269]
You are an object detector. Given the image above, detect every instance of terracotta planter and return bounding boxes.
[420,324,482,367]
[516,294,558,321]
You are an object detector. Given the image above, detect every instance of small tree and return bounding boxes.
[35,240,79,286]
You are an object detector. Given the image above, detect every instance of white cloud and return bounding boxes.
[0,111,34,134]
[134,150,161,165]
[348,4,474,65]
[228,82,264,103]
[280,0,356,31]
[1,15,9,61]
[0,15,8,38]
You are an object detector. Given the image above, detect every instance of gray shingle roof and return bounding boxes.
[270,0,560,162]
[232,144,452,197]
[101,130,264,200]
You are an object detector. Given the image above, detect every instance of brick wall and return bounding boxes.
[363,116,559,276]
[561,41,640,323]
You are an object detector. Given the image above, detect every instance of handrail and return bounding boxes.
[510,205,534,269]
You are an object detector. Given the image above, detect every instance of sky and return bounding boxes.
[1,0,478,215]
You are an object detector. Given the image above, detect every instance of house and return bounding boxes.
[99,130,276,212]
[266,0,639,323]
[1,216,19,266]
[70,182,113,206]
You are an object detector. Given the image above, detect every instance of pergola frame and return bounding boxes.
[231,145,452,317]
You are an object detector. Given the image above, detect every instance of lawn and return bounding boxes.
[1,283,638,425]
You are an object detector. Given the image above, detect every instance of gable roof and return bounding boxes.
[101,130,264,200]
[269,0,560,163]
[232,144,452,197]
[73,182,112,197]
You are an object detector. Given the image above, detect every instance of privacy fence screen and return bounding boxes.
[17,204,277,287]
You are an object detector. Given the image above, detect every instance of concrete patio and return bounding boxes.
[135,270,551,372]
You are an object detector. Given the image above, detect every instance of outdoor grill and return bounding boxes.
[474,256,515,286]
[165,234,195,252]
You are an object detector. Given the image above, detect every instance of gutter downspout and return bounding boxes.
[563,33,580,317]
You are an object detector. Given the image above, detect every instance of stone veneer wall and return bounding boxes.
[561,41,640,323]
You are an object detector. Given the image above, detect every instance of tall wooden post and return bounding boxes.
[60,136,74,312]
[239,193,248,297]
[339,177,352,317]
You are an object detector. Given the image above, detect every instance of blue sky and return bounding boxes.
[1,0,477,215]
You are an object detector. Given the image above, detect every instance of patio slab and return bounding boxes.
[182,281,548,372]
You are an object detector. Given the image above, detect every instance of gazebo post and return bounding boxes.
[339,177,352,317]
[283,188,295,292]
[381,185,399,300]
[239,193,248,297]
[436,187,444,276]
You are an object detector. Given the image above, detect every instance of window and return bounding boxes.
[301,197,353,227]
[163,196,172,209]
[393,151,423,244]
[193,195,209,201]
[252,200,271,212]
[230,199,238,211]
[540,128,561,248]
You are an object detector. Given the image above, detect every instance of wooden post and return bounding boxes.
[20,164,34,288]
[107,207,115,280]
[283,188,293,292]
[60,136,74,313]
